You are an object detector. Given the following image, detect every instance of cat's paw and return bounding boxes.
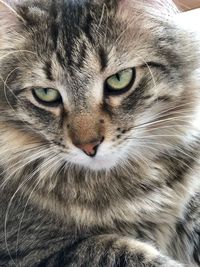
[111,238,184,267]
[113,253,184,267]
[114,256,184,267]
[152,257,184,267]
[64,235,184,267]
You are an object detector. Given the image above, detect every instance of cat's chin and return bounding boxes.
[74,155,118,171]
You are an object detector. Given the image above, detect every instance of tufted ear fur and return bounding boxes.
[116,0,179,19]
[0,0,25,26]
[0,0,25,50]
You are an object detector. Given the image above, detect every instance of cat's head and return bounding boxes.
[0,0,199,176]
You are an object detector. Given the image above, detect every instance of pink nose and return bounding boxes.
[77,139,102,157]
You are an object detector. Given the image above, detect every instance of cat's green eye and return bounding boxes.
[105,68,136,95]
[32,88,62,105]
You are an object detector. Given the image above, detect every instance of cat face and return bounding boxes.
[0,0,199,172]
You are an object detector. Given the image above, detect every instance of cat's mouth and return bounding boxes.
[66,144,121,171]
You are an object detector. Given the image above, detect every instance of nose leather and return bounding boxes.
[77,140,102,157]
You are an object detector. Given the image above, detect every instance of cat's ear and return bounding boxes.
[0,0,25,49]
[0,0,25,27]
[115,0,178,20]
[116,0,177,8]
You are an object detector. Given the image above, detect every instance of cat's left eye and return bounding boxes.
[32,88,62,105]
[105,68,136,95]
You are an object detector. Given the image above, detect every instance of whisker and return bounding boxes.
[0,0,26,23]
[15,153,62,258]
[98,3,107,29]
[133,115,194,130]
[153,101,198,116]
[0,146,55,190]
[126,139,199,175]
[4,178,32,266]
[0,50,36,62]
[128,134,188,139]
[128,142,195,174]
[0,144,47,173]
[4,151,59,261]
[0,71,48,139]
[130,124,196,135]
[47,159,66,193]
[144,140,199,163]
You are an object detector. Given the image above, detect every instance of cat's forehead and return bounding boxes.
[6,0,179,97]
[16,0,163,71]
[20,1,132,79]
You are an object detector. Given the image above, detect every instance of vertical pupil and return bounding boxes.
[116,73,121,81]
[44,88,48,94]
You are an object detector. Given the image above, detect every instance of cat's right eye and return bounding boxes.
[32,88,62,106]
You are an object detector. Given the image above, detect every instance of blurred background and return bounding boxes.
[174,0,200,10]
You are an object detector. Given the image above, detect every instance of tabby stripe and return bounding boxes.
[76,43,87,69]
[84,10,95,44]
[50,2,59,50]
[43,61,54,81]
[56,51,66,68]
[121,78,147,112]
[99,47,108,71]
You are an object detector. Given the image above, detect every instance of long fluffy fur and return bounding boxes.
[0,0,200,266]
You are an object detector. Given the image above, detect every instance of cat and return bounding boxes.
[0,0,200,266]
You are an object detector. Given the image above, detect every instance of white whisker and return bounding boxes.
[15,153,62,258]
[0,146,54,190]
[0,0,25,23]
[0,50,36,62]
[133,115,194,131]
[129,142,195,174]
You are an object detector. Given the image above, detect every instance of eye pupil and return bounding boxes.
[116,73,121,81]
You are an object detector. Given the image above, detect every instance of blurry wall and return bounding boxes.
[174,0,200,10]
